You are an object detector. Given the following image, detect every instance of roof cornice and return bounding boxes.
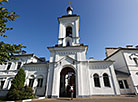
[105,48,138,60]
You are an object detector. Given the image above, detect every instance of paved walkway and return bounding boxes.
[33,95,138,102]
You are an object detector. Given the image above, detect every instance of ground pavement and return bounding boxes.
[33,95,138,102]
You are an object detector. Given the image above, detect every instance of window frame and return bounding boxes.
[103,73,111,87]
[7,62,12,70]
[37,78,43,88]
[17,62,22,70]
[29,79,34,87]
[93,73,101,87]
[133,58,138,65]
[0,80,5,90]
[123,80,129,89]
[118,80,124,89]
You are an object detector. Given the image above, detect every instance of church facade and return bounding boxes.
[0,6,138,98]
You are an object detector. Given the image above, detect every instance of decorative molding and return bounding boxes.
[129,53,138,60]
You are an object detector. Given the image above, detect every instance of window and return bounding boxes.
[93,74,100,87]
[0,81,5,90]
[124,80,129,89]
[103,73,110,87]
[29,79,34,87]
[66,26,72,37]
[118,80,129,89]
[67,41,70,46]
[17,62,22,70]
[133,58,138,64]
[11,80,13,86]
[37,78,43,88]
[7,62,12,70]
[118,80,124,89]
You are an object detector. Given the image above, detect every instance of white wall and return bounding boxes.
[58,16,80,46]
[24,63,48,96]
[106,51,129,73]
[0,55,47,97]
[77,62,91,97]
[88,62,120,96]
[48,46,87,63]
[117,77,135,94]
[122,50,138,94]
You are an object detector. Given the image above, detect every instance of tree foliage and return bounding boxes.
[0,0,18,37]
[7,68,25,100]
[0,0,26,64]
[23,86,34,99]
[10,68,25,90]
[0,41,26,64]
[7,68,34,100]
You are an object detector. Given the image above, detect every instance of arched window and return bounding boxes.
[7,62,12,70]
[103,73,110,87]
[29,75,35,87]
[17,62,22,70]
[66,26,72,37]
[133,58,138,64]
[93,74,100,87]
[37,76,43,88]
[0,79,5,90]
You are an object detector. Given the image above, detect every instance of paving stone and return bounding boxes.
[33,96,138,102]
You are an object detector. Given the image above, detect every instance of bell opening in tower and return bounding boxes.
[67,41,70,46]
[66,26,72,37]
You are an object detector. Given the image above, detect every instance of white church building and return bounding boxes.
[0,5,138,98]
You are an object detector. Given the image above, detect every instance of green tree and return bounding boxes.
[0,0,26,64]
[23,86,34,99]
[7,68,25,100]
[7,68,34,100]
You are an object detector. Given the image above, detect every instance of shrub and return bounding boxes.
[22,86,34,99]
[7,68,34,100]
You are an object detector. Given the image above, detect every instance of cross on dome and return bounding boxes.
[69,1,71,6]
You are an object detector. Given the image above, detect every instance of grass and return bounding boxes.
[0,99,6,102]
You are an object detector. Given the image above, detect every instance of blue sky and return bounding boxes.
[2,0,138,60]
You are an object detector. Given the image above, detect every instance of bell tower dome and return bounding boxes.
[57,3,80,47]
[67,5,73,15]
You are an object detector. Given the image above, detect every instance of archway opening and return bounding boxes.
[59,67,76,98]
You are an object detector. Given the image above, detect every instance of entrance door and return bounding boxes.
[59,67,76,97]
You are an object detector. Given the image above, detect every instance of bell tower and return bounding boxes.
[58,4,80,47]
[46,3,88,98]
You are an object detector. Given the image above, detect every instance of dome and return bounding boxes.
[67,6,73,12]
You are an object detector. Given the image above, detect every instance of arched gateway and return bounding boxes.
[60,67,76,98]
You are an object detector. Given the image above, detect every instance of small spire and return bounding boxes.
[67,1,73,15]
